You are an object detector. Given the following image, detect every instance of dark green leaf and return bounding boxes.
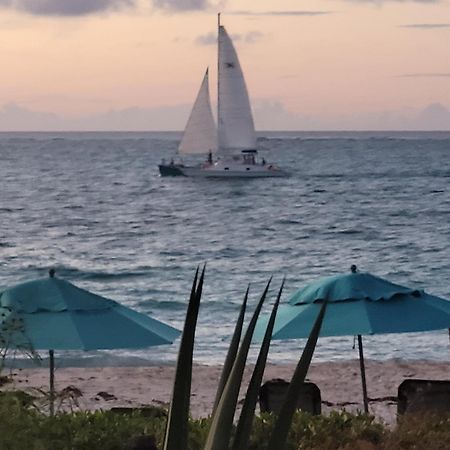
[267,300,328,450]
[204,278,272,450]
[232,279,284,450]
[212,285,249,416]
[163,265,204,450]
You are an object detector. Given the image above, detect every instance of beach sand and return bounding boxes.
[4,359,449,425]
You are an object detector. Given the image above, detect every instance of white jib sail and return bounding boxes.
[178,68,217,155]
[217,25,257,158]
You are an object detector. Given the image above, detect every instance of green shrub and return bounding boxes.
[382,412,450,450]
[188,417,212,450]
[249,411,385,450]
[0,397,166,450]
[0,391,43,450]
[0,396,449,450]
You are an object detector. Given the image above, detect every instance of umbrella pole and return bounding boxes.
[49,349,55,416]
[357,335,369,413]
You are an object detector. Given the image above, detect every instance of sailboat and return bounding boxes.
[158,15,288,178]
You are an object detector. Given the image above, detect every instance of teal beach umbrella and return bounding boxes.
[0,270,181,414]
[254,266,450,412]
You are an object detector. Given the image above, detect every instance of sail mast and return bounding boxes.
[217,12,221,153]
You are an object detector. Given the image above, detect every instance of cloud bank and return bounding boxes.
[1,101,449,131]
[0,0,135,16]
[0,1,336,16]
[0,0,222,15]
[0,102,189,131]
[0,0,444,16]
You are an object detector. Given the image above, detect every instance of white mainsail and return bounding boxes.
[178,68,217,155]
[217,24,257,158]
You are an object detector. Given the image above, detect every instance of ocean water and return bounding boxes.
[1,131,450,367]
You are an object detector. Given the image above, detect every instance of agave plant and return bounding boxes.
[266,299,328,450]
[163,268,328,450]
[163,265,204,450]
[211,286,249,416]
[203,279,272,450]
[231,279,284,450]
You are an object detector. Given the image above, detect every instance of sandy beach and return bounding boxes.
[4,359,449,425]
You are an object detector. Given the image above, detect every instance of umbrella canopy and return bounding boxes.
[254,268,450,413]
[0,275,180,351]
[255,271,450,340]
[0,272,181,415]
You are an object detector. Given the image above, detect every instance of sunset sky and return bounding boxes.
[0,0,449,130]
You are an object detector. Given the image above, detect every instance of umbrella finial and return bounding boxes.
[49,268,55,278]
[350,264,357,273]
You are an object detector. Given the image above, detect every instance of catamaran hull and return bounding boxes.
[158,164,186,177]
[159,163,288,178]
[179,165,287,178]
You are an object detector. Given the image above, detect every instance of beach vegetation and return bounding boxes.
[164,267,328,450]
[0,308,40,377]
[381,412,450,450]
[0,394,448,450]
[1,268,449,449]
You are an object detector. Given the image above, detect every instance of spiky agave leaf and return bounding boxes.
[163,265,205,450]
[203,278,272,450]
[267,300,328,450]
[212,285,249,416]
[232,279,284,450]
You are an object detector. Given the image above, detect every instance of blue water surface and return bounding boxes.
[1,131,449,366]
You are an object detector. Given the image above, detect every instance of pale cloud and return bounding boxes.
[347,0,441,3]
[152,0,217,11]
[253,100,303,130]
[417,103,450,129]
[234,31,265,43]
[195,30,264,46]
[195,32,216,46]
[0,102,190,131]
[253,101,450,131]
[0,103,62,130]
[398,73,450,77]
[400,23,450,29]
[229,10,332,17]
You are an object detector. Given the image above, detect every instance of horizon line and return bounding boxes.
[0,129,449,133]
